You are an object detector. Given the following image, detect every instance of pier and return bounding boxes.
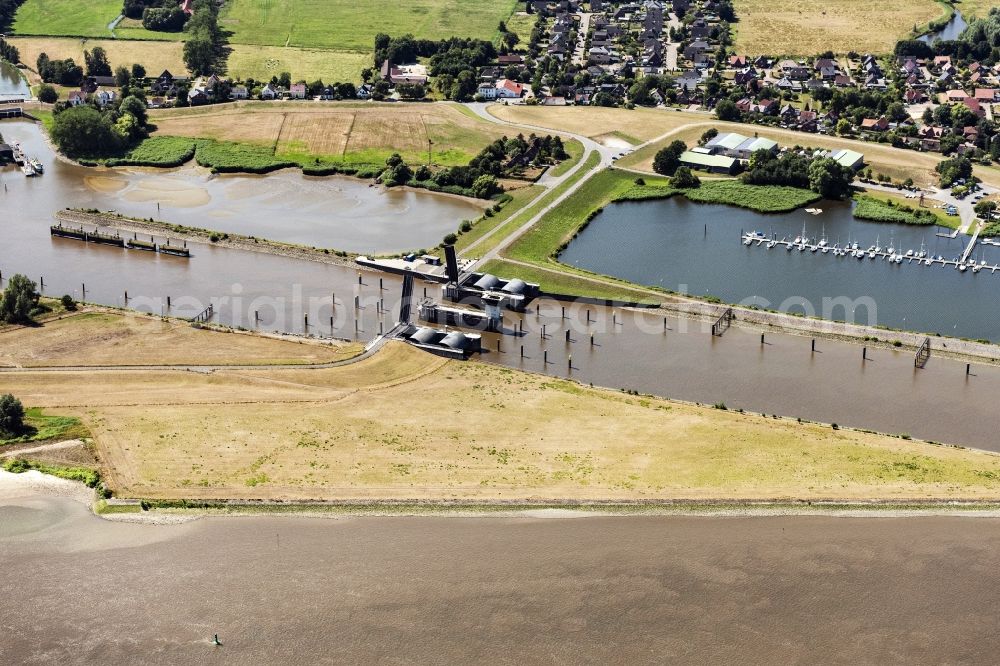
[741,232,1000,274]
[49,224,191,257]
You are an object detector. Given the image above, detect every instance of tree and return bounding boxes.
[935,155,973,187]
[84,47,112,76]
[975,200,997,217]
[183,36,215,76]
[669,166,700,188]
[49,105,120,157]
[835,118,852,136]
[0,274,39,325]
[60,294,77,311]
[652,140,687,176]
[131,63,146,80]
[470,174,501,199]
[36,83,58,104]
[699,128,718,145]
[114,65,131,88]
[715,99,740,121]
[808,157,854,199]
[0,394,25,436]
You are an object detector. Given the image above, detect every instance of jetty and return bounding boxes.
[741,231,1000,274]
[49,224,191,257]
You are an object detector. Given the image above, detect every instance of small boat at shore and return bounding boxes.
[29,158,43,174]
[21,162,35,176]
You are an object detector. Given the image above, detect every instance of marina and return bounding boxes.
[740,229,1000,274]
[560,197,1000,340]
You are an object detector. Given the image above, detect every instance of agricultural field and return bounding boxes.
[11,0,122,38]
[219,0,518,50]
[227,45,370,84]
[151,102,510,166]
[7,334,1000,501]
[8,37,186,78]
[0,310,361,367]
[731,0,948,55]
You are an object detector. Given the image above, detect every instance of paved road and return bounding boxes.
[572,12,592,66]
[462,103,616,264]
[462,103,710,267]
[665,11,681,71]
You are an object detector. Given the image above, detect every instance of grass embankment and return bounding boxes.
[8,338,1000,501]
[454,185,543,254]
[0,408,88,445]
[731,0,945,55]
[853,194,942,226]
[684,180,821,213]
[0,309,362,367]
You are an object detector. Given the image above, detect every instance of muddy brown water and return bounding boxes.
[3,495,1000,664]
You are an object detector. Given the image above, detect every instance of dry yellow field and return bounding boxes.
[227,46,370,84]
[731,0,947,55]
[8,37,187,78]
[0,310,361,367]
[6,336,1000,502]
[491,105,997,189]
[491,104,686,142]
[151,102,509,165]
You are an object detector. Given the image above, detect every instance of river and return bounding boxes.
[0,61,30,101]
[3,487,1000,664]
[560,198,1000,341]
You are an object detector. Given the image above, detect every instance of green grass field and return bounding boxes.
[220,0,518,50]
[12,0,122,38]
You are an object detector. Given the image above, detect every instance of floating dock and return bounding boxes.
[49,224,191,257]
[741,232,1000,274]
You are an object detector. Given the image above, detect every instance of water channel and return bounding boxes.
[560,198,1000,341]
[0,61,30,100]
[919,10,968,43]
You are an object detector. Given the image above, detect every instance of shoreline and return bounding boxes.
[7,468,1000,521]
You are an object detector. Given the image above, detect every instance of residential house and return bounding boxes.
[260,82,280,100]
[860,117,889,132]
[230,85,249,100]
[288,83,307,99]
[67,90,86,106]
[496,79,525,99]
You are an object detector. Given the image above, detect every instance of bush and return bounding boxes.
[0,394,25,436]
[443,233,458,245]
[60,294,77,310]
[852,196,937,225]
[652,140,687,176]
[0,274,40,325]
[37,83,58,104]
[669,166,700,189]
